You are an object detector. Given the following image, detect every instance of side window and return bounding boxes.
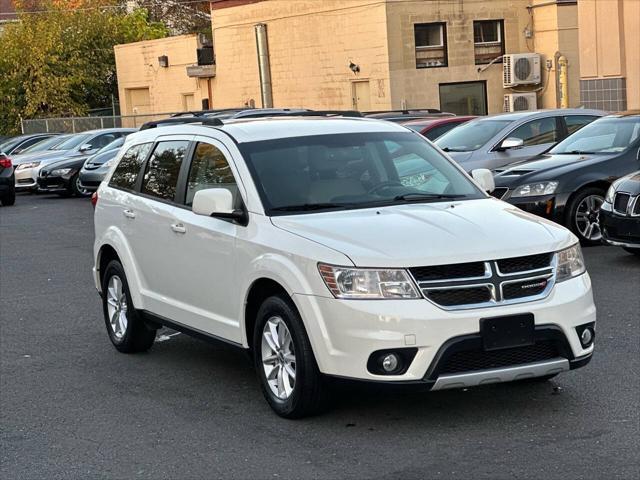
[565,115,598,136]
[141,141,189,201]
[186,142,238,207]
[109,143,152,191]
[14,136,47,154]
[508,117,559,146]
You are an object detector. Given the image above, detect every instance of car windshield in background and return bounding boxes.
[549,117,640,154]
[0,137,23,154]
[96,137,125,155]
[51,134,91,151]
[435,119,511,152]
[240,132,483,215]
[21,135,70,153]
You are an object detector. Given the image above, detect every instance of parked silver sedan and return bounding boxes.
[434,109,606,171]
[78,137,127,192]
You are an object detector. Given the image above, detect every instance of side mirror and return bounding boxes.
[192,188,247,224]
[498,137,524,151]
[471,168,495,193]
[79,143,93,153]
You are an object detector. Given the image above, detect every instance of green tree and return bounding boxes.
[0,2,168,135]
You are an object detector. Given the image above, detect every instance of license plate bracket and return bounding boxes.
[480,313,535,351]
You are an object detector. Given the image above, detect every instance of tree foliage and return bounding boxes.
[0,0,168,134]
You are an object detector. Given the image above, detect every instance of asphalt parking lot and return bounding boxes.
[1,194,639,480]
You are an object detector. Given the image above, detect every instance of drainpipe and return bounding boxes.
[254,23,273,108]
[558,55,569,109]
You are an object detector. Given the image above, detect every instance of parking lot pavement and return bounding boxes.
[1,194,639,480]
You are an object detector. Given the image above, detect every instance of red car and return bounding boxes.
[401,116,476,141]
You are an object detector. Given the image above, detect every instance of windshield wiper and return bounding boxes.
[556,150,597,155]
[271,203,350,212]
[393,193,467,202]
[441,147,469,153]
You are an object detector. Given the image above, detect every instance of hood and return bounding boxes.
[86,149,119,166]
[615,170,640,192]
[16,149,81,165]
[271,199,575,267]
[494,153,618,186]
[43,156,86,173]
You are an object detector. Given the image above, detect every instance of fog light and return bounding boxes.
[382,354,400,372]
[580,327,594,347]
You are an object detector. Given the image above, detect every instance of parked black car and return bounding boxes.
[493,112,640,245]
[0,153,16,206]
[600,171,640,255]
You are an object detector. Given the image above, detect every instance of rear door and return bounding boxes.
[164,137,246,342]
[487,116,562,169]
[126,137,193,318]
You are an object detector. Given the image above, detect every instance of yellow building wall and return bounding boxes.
[115,34,210,120]
[210,0,392,110]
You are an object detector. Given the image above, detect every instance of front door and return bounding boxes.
[352,81,371,111]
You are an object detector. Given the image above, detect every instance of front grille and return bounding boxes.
[439,341,560,374]
[409,253,555,310]
[634,198,640,216]
[502,278,549,300]
[490,187,509,199]
[497,253,553,274]
[614,193,631,214]
[17,178,33,184]
[426,286,492,307]
[410,262,486,282]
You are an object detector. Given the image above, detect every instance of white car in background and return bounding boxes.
[92,115,596,418]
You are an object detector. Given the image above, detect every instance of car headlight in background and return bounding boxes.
[102,159,115,169]
[556,244,586,283]
[318,264,420,299]
[511,181,559,198]
[605,184,616,204]
[50,168,73,176]
[16,161,40,170]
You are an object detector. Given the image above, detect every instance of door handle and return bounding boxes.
[171,223,187,234]
[123,209,136,219]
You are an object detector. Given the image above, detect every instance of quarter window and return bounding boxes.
[473,20,504,65]
[415,23,447,68]
[141,141,189,201]
[109,143,153,191]
[185,142,239,207]
[507,118,560,147]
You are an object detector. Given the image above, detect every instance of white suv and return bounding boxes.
[93,116,596,418]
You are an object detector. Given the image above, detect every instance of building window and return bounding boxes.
[473,20,504,65]
[439,81,487,116]
[415,23,447,68]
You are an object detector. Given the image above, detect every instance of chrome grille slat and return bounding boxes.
[408,253,556,310]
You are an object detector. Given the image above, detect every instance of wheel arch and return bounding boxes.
[564,179,610,224]
[243,277,293,352]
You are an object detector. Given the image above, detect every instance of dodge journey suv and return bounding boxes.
[93,116,596,418]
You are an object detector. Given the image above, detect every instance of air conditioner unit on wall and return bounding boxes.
[504,92,538,112]
[503,53,541,87]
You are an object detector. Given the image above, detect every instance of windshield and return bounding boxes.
[550,117,640,154]
[0,137,24,154]
[96,137,125,155]
[51,133,91,151]
[240,132,484,215]
[20,135,70,153]
[435,119,510,152]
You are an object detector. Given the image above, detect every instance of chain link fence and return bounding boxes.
[21,112,182,134]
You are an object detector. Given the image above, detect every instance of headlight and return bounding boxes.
[605,184,616,204]
[16,161,40,170]
[318,264,420,299]
[102,159,115,169]
[51,168,73,176]
[556,244,586,283]
[511,181,559,198]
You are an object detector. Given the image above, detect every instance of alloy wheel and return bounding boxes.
[76,177,90,196]
[106,275,128,339]
[575,194,603,241]
[261,316,296,400]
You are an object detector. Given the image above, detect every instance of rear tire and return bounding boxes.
[101,260,156,353]
[623,247,640,256]
[253,294,329,418]
[1,189,15,206]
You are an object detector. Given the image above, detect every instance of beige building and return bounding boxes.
[578,0,640,111]
[116,0,583,116]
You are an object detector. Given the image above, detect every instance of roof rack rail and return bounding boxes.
[231,110,363,119]
[364,108,442,114]
[170,107,250,118]
[140,117,224,130]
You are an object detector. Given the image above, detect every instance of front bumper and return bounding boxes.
[37,172,74,192]
[14,166,38,190]
[502,193,570,224]
[600,205,640,248]
[79,168,106,191]
[293,273,595,386]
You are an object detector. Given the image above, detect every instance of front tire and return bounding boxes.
[1,189,15,206]
[101,260,156,353]
[71,173,91,197]
[253,295,328,418]
[566,187,606,246]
